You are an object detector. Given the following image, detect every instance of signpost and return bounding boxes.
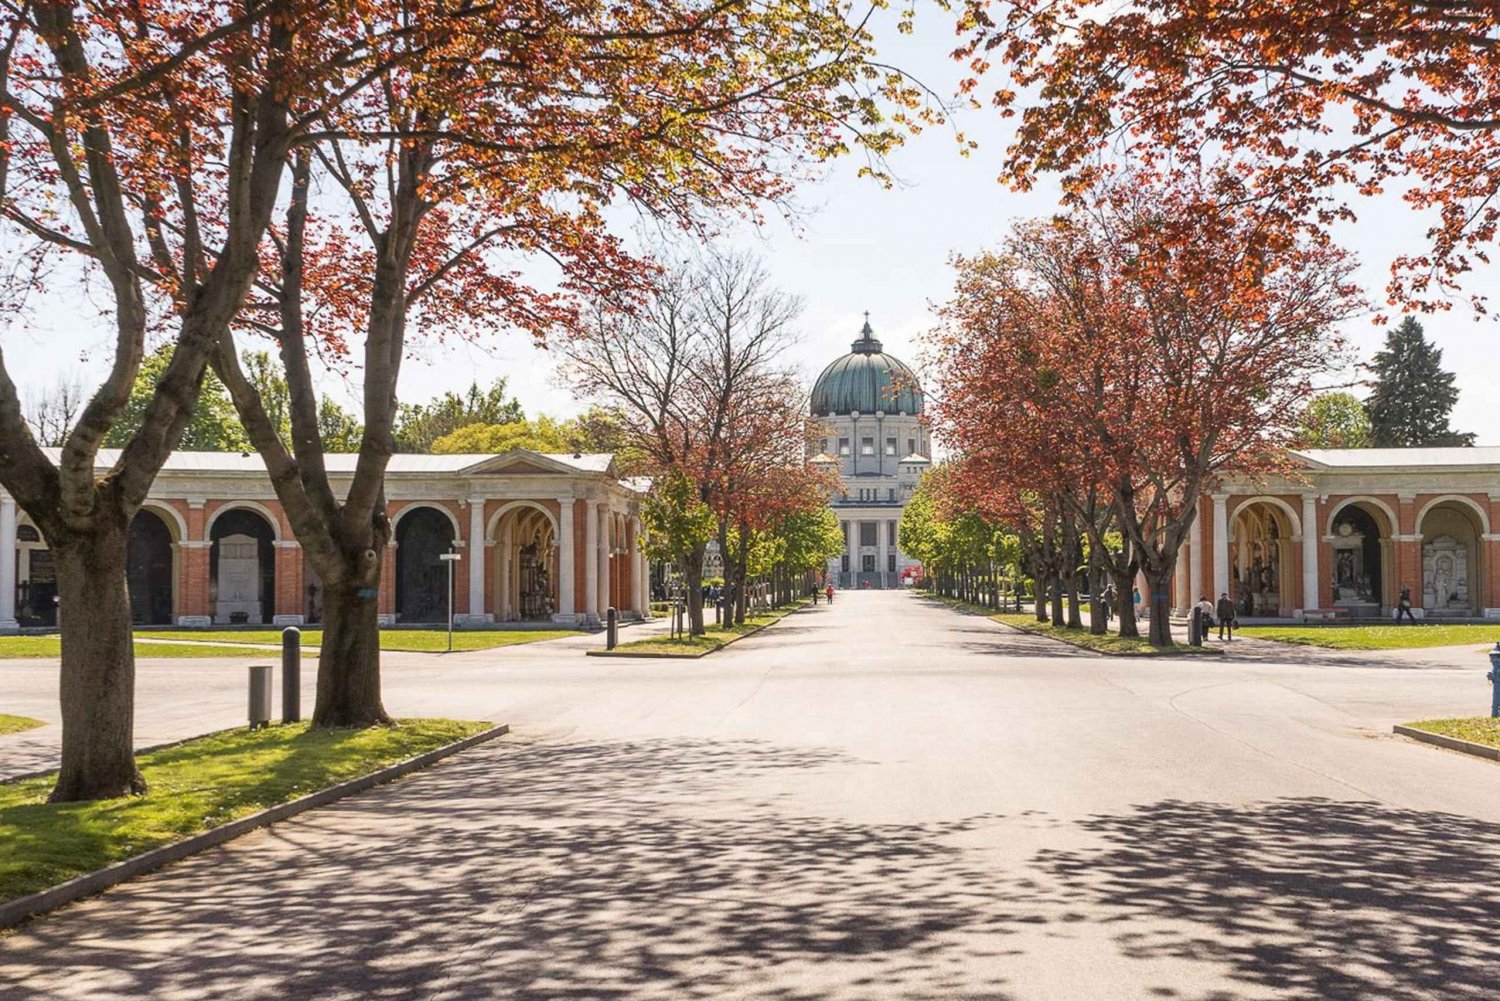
[440,551,462,652]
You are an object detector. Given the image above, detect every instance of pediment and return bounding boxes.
[460,449,613,478]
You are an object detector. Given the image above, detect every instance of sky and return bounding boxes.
[5,11,1497,444]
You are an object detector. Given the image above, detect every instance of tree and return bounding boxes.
[564,252,821,634]
[1296,393,1372,449]
[1365,318,1476,447]
[214,0,926,725]
[23,379,87,448]
[0,1,325,800]
[928,173,1363,645]
[317,398,364,453]
[958,1,1500,308]
[395,381,524,453]
[432,416,574,455]
[101,347,249,452]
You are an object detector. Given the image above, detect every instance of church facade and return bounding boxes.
[809,318,930,588]
[0,449,650,632]
[1171,448,1500,620]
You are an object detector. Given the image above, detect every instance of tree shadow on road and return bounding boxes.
[2,737,1032,1001]
[1038,797,1500,1001]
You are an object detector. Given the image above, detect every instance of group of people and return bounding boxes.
[1097,585,1148,624]
[1194,593,1239,640]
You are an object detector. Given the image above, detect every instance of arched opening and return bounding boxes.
[210,508,277,625]
[15,520,55,627]
[127,508,176,625]
[1230,501,1296,617]
[1328,501,1391,616]
[1418,500,1485,617]
[396,506,456,623]
[490,504,557,622]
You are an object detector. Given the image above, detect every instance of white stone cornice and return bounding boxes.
[175,540,211,549]
[272,540,300,549]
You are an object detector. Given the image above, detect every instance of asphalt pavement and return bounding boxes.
[2,590,1497,1000]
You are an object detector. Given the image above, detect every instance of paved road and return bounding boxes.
[3,591,1499,1000]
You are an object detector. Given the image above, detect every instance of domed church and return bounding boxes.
[809,315,930,588]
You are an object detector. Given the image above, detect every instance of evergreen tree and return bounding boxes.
[1365,318,1475,447]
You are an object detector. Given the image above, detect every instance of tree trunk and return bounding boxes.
[1144,565,1176,647]
[1111,565,1140,639]
[50,529,146,802]
[313,557,392,727]
[1034,572,1048,622]
[684,557,706,635]
[1089,564,1107,635]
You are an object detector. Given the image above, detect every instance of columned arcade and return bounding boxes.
[0,449,650,633]
[1171,447,1500,620]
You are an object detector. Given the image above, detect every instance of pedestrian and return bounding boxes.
[825,583,835,604]
[1396,584,1416,624]
[1132,585,1144,621]
[1216,591,1237,641]
[1196,594,1215,640]
[1101,584,1116,625]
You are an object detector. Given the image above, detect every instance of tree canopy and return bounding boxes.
[1295,393,1372,450]
[1365,318,1475,447]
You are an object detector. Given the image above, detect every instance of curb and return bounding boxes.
[0,722,510,930]
[1393,724,1500,763]
[587,602,811,659]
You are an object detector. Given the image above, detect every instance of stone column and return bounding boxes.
[597,505,611,615]
[465,500,488,622]
[1211,494,1230,600]
[1188,505,1204,607]
[845,520,855,585]
[555,499,576,622]
[876,518,888,589]
[1301,494,1319,615]
[0,496,16,632]
[499,518,513,621]
[627,516,642,614]
[583,498,600,625]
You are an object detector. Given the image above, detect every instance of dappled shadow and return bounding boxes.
[1216,638,1476,671]
[2,736,1032,1000]
[1038,797,1500,1000]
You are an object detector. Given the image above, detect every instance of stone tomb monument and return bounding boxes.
[215,533,262,624]
[1423,535,1469,615]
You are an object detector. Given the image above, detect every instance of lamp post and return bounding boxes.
[440,551,462,652]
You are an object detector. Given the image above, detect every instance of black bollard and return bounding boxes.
[606,606,618,650]
[1189,607,1203,647]
[282,626,301,723]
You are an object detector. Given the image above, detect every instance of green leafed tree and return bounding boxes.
[1295,392,1371,449]
[641,468,716,583]
[394,380,525,453]
[1366,319,1475,447]
[317,398,365,452]
[102,347,249,452]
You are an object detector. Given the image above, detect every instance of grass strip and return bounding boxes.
[0,718,487,903]
[991,613,1222,655]
[0,628,576,660]
[1401,718,1500,750]
[601,600,810,657]
[0,714,44,736]
[1238,624,1500,650]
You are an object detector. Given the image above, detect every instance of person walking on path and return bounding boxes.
[1132,586,1144,621]
[1396,585,1417,624]
[1216,592,1237,641]
[1101,584,1116,625]
[825,584,835,604]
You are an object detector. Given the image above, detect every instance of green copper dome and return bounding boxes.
[810,317,924,416]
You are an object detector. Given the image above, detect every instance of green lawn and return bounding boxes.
[0,718,488,903]
[992,612,1221,656]
[0,628,576,660]
[608,601,808,657]
[1402,718,1500,750]
[1238,624,1500,650]
[0,714,44,736]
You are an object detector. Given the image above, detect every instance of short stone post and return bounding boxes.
[606,606,618,650]
[248,665,273,730]
[282,627,301,724]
